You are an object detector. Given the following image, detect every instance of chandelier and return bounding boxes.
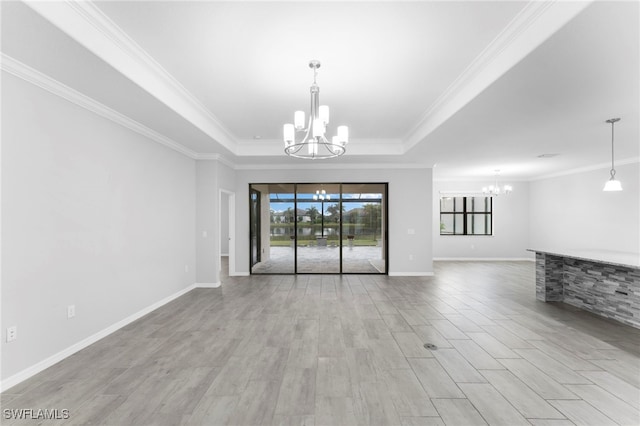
[283,60,349,159]
[313,189,331,201]
[482,170,512,196]
[603,118,623,191]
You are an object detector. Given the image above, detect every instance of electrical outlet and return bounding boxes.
[184,264,189,273]
[6,326,17,342]
[409,254,414,261]
[67,305,75,319]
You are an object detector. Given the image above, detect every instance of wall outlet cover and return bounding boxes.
[7,326,17,342]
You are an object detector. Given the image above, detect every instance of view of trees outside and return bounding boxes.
[269,194,383,247]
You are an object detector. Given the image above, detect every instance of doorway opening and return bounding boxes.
[249,183,388,274]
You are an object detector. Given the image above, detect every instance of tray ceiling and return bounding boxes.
[1,1,638,179]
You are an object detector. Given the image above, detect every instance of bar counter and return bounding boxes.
[528,248,640,328]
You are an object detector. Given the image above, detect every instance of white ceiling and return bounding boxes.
[2,1,638,179]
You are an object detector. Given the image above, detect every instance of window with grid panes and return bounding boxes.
[440,196,492,235]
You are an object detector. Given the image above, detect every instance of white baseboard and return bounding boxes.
[196,282,221,288]
[0,284,196,392]
[388,272,435,277]
[231,272,250,276]
[433,257,534,261]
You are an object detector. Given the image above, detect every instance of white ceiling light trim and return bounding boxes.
[22,0,237,154]
[402,0,593,152]
[1,53,198,159]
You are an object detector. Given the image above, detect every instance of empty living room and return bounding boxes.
[1,1,639,425]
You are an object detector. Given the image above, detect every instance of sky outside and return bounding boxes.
[269,192,383,214]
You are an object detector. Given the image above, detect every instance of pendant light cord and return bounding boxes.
[610,119,616,179]
[606,118,620,180]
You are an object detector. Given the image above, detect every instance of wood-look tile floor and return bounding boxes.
[2,261,640,425]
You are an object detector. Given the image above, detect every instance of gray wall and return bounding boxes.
[195,160,236,283]
[196,161,218,284]
[217,161,236,276]
[433,180,531,259]
[220,195,229,255]
[217,161,236,192]
[1,73,196,382]
[234,167,434,275]
[529,162,640,254]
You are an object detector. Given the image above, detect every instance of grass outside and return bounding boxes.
[270,223,381,247]
[270,238,380,247]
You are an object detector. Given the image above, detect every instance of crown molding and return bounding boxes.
[530,157,640,181]
[434,176,529,183]
[233,162,432,171]
[0,55,432,172]
[434,157,640,182]
[1,53,198,159]
[23,0,238,154]
[402,0,593,152]
[7,51,630,181]
[195,153,237,169]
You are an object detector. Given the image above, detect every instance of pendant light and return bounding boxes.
[603,118,622,192]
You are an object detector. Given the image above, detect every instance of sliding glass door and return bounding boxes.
[296,183,341,273]
[250,184,295,274]
[249,183,387,274]
[249,188,261,268]
[341,184,386,273]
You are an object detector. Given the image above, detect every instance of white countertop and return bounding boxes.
[527,248,640,269]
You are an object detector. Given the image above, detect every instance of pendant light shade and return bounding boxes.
[603,179,623,191]
[603,118,622,192]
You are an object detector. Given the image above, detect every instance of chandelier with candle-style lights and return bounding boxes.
[313,189,330,201]
[482,170,513,196]
[283,60,349,159]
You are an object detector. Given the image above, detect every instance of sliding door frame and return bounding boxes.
[249,182,388,275]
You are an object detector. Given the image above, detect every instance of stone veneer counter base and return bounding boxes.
[528,249,640,329]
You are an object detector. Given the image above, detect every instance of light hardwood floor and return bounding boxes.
[2,261,639,425]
